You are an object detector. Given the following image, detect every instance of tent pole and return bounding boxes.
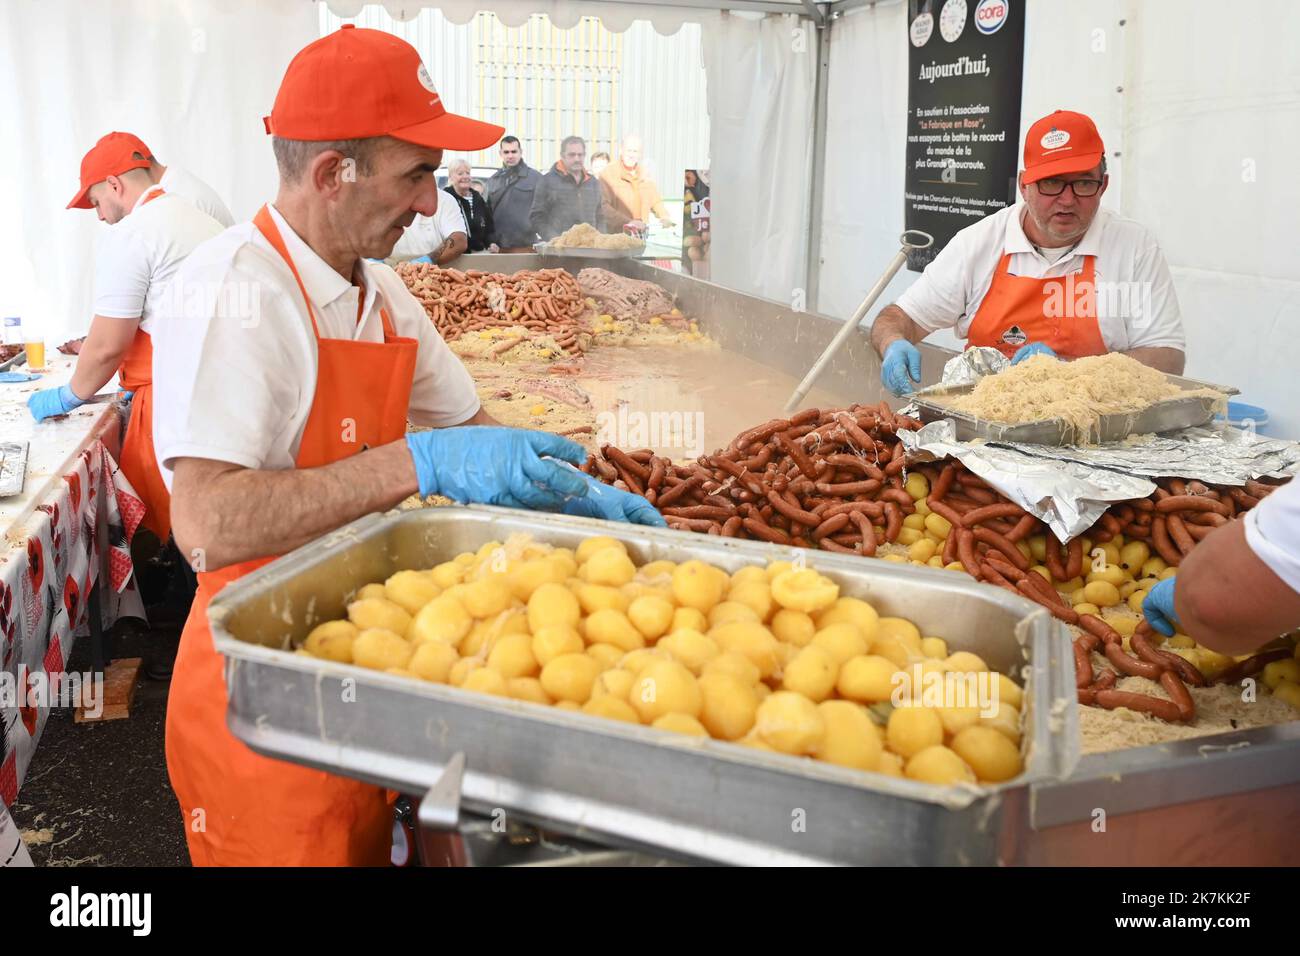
[803,8,831,314]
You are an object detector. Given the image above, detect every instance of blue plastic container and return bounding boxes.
[1215,401,1271,437]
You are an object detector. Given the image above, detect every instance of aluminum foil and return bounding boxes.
[917,346,1008,391]
[899,419,1156,541]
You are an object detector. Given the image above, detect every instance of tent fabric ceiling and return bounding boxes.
[319,0,825,34]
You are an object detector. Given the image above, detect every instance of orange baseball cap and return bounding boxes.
[67,132,155,209]
[1022,111,1105,183]
[264,25,503,150]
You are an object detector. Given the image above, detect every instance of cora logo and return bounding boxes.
[1040,128,1071,150]
[975,0,1009,34]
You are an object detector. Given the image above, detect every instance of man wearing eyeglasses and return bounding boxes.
[872,110,1185,396]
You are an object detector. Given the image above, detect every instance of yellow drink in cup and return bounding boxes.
[25,340,46,371]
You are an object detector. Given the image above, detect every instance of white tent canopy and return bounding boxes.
[2,0,1296,435]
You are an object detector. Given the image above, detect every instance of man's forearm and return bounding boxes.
[171,440,419,571]
[70,319,137,399]
[869,305,927,357]
[1123,346,1184,375]
[435,234,467,265]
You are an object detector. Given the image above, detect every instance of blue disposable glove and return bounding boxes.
[405,427,589,511]
[1142,577,1180,637]
[881,340,922,396]
[561,470,667,527]
[28,384,84,422]
[411,254,434,264]
[1011,342,1057,365]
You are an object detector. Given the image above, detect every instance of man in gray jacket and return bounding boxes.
[530,135,606,241]
[486,135,542,251]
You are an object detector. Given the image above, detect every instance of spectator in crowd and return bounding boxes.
[470,179,487,197]
[486,135,541,252]
[443,158,498,253]
[590,151,611,177]
[390,165,468,264]
[530,135,605,241]
[599,134,672,234]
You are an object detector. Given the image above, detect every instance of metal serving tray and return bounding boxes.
[910,374,1236,446]
[533,241,645,259]
[208,506,1078,866]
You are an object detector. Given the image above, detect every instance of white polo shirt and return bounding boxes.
[390,193,468,261]
[896,205,1185,352]
[1245,478,1300,593]
[160,165,235,227]
[152,204,481,486]
[91,186,225,332]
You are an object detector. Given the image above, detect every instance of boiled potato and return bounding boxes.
[950,726,1023,782]
[886,705,944,759]
[897,528,924,547]
[811,622,869,665]
[904,472,930,500]
[782,645,840,702]
[1263,658,1300,690]
[1140,556,1169,579]
[352,628,412,672]
[582,695,640,723]
[355,583,388,602]
[755,691,825,755]
[531,625,583,667]
[448,657,482,687]
[707,601,760,629]
[527,582,581,632]
[672,560,726,612]
[585,608,646,652]
[877,751,905,777]
[539,653,602,703]
[710,620,781,678]
[995,673,1023,710]
[429,561,464,589]
[462,667,508,697]
[303,620,358,663]
[729,565,768,588]
[904,745,977,785]
[627,595,675,640]
[876,617,922,652]
[659,629,721,674]
[908,538,938,563]
[486,633,539,679]
[920,637,949,660]
[620,647,671,674]
[583,547,637,587]
[935,703,981,737]
[871,636,915,669]
[630,660,703,722]
[671,606,709,634]
[701,650,762,686]
[553,700,582,713]
[652,713,709,736]
[727,582,774,622]
[384,570,441,615]
[640,559,677,580]
[592,668,635,701]
[347,598,412,637]
[576,536,626,564]
[1273,679,1300,710]
[770,569,839,614]
[408,641,458,683]
[698,673,759,740]
[574,583,629,615]
[770,609,816,647]
[506,558,567,602]
[814,700,882,771]
[1082,580,1121,608]
[837,655,901,703]
[944,651,988,674]
[980,701,1022,744]
[902,513,927,532]
[586,643,625,668]
[507,677,551,705]
[924,513,953,540]
[1087,565,1126,588]
[461,576,513,619]
[1119,541,1151,573]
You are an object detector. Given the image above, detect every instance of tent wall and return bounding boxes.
[808,0,1300,437]
[0,0,318,341]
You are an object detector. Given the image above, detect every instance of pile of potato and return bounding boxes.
[297,535,1029,786]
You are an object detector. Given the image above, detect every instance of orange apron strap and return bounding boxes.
[253,205,324,339]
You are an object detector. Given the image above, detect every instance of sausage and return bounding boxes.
[662,505,734,521]
[931,463,958,502]
[1211,647,1293,686]
[1045,537,1069,583]
[720,515,744,537]
[878,487,915,509]
[926,499,966,532]
[815,479,884,497]
[1077,613,1123,645]
[1151,515,1182,567]
[959,486,999,505]
[850,511,878,557]
[646,457,667,493]
[818,537,859,554]
[1020,579,1079,624]
[1005,513,1039,542]
[941,527,960,566]
[710,456,765,495]
[1093,669,1117,691]
[1155,495,1231,517]
[978,561,1021,595]
[1065,536,1084,580]
[774,432,820,481]
[1166,513,1196,556]
[1104,641,1166,680]
[766,490,820,528]
[971,526,1031,571]
[1132,628,1206,688]
[1074,640,1094,688]
[956,529,982,579]
[983,550,1026,582]
[1093,689,1184,722]
[823,454,884,479]
[602,445,649,481]
[734,418,790,451]
[1159,671,1196,722]
[1244,480,1278,499]
[812,512,851,540]
[742,516,791,545]
[883,502,904,543]
[821,500,885,520]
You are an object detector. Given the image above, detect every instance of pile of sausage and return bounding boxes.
[397,263,591,354]
[582,403,1292,724]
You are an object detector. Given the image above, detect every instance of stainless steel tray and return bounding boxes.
[911,374,1236,446]
[0,348,25,372]
[534,241,645,259]
[208,506,1078,866]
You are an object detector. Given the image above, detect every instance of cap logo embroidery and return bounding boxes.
[1040,128,1070,150]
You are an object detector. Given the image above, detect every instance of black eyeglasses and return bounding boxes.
[1035,178,1103,198]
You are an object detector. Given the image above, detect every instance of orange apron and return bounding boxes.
[965,251,1107,360]
[117,186,170,540]
[165,205,418,867]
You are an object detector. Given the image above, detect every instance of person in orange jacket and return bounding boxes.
[28,132,224,544]
[599,134,673,234]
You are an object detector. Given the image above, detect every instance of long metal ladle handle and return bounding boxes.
[782,229,934,414]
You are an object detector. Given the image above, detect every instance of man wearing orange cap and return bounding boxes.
[155,26,661,867]
[872,110,1186,395]
[27,134,225,546]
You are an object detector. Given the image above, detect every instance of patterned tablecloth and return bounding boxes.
[0,355,145,813]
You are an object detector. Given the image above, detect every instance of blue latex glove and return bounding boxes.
[405,427,589,511]
[1142,577,1180,637]
[881,340,922,396]
[1011,342,1057,365]
[28,384,84,422]
[411,254,434,264]
[561,470,667,527]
